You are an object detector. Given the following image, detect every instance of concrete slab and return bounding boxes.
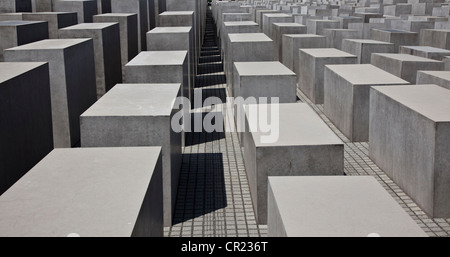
[370,28,418,51]
[261,13,293,39]
[341,39,395,64]
[22,12,78,39]
[272,23,306,61]
[52,0,98,23]
[420,29,450,50]
[322,29,360,50]
[348,22,386,39]
[324,64,409,142]
[306,19,340,35]
[416,70,450,89]
[0,0,31,13]
[281,34,326,71]
[399,45,450,60]
[268,176,427,237]
[0,147,164,237]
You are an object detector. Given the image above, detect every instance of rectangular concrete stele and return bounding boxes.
[80,84,182,227]
[146,27,194,103]
[399,45,450,61]
[0,13,24,21]
[124,51,188,104]
[242,103,344,224]
[354,12,383,23]
[261,13,293,39]
[111,0,148,52]
[281,34,327,72]
[4,39,97,148]
[0,62,53,195]
[221,21,259,58]
[298,48,358,104]
[370,28,418,52]
[324,64,409,142]
[23,12,78,40]
[0,20,49,62]
[371,53,444,84]
[226,33,274,89]
[97,0,111,14]
[267,176,428,237]
[348,22,387,39]
[390,19,434,33]
[59,23,122,98]
[322,29,360,50]
[0,147,164,237]
[93,13,139,81]
[0,0,31,13]
[220,13,252,43]
[341,39,395,64]
[31,0,53,12]
[384,3,412,16]
[272,23,306,61]
[416,70,450,89]
[255,10,279,26]
[369,84,450,218]
[419,29,450,50]
[306,19,340,35]
[336,16,364,29]
[232,61,297,102]
[52,0,98,23]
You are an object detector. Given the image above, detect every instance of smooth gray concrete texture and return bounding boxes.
[267,176,428,237]
[419,29,450,50]
[0,62,53,196]
[416,70,450,89]
[0,147,164,237]
[384,3,413,16]
[348,22,386,39]
[22,12,78,39]
[111,0,148,52]
[335,16,364,29]
[412,2,441,16]
[281,34,326,72]
[272,23,306,61]
[232,61,296,102]
[370,28,418,51]
[322,29,360,50]
[221,21,259,58]
[341,39,395,64]
[31,0,53,12]
[0,20,49,61]
[125,51,188,104]
[146,27,194,103]
[147,0,156,31]
[80,83,182,227]
[52,0,98,23]
[306,19,340,35]
[93,13,139,81]
[354,12,383,23]
[390,19,434,33]
[371,53,444,84]
[369,84,450,218]
[0,0,31,13]
[324,64,409,142]
[255,9,279,26]
[4,39,97,148]
[261,13,293,39]
[0,13,24,21]
[298,48,357,104]
[59,22,122,98]
[220,13,252,44]
[242,103,344,224]
[399,45,450,60]
[97,0,111,14]
[226,33,274,89]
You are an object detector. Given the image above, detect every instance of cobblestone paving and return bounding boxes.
[165,8,450,237]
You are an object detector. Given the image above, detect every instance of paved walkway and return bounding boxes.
[165,8,450,237]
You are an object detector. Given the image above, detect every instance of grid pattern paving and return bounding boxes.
[165,8,450,237]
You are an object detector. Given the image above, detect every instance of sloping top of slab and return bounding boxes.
[234,61,295,76]
[148,27,192,33]
[82,83,181,117]
[60,22,117,30]
[272,22,306,27]
[126,51,188,66]
[401,45,450,53]
[228,33,272,42]
[263,13,292,18]
[224,21,258,26]
[373,53,443,62]
[94,13,137,17]
[283,34,325,38]
[371,84,450,122]
[326,64,409,85]
[245,103,343,147]
[0,62,47,83]
[268,176,427,237]
[6,39,91,50]
[300,48,357,58]
[0,147,162,237]
[343,39,393,45]
[418,70,450,80]
[376,28,417,34]
[0,20,45,26]
[160,11,194,16]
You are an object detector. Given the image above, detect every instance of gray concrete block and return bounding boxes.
[97,0,111,14]
[221,21,259,58]
[416,70,450,89]
[0,20,49,61]
[22,12,78,39]
[371,53,444,83]
[390,19,434,33]
[268,176,427,237]
[306,19,340,35]
[80,83,182,227]
[0,0,31,13]
[298,48,357,104]
[354,12,383,23]
[272,23,306,61]
[255,9,279,26]
[335,16,364,29]
[323,29,360,50]
[324,64,409,142]
[53,0,98,23]
[348,22,386,39]
[0,62,53,195]
[0,147,164,237]
[93,13,139,81]
[341,39,395,64]
[4,39,97,148]
[242,103,344,224]
[399,45,450,60]
[281,34,326,72]
[384,3,412,16]
[369,84,450,218]
[111,0,148,51]
[0,13,24,21]
[370,28,418,51]
[59,23,122,98]
[261,13,293,39]
[419,29,450,50]
[31,0,52,12]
